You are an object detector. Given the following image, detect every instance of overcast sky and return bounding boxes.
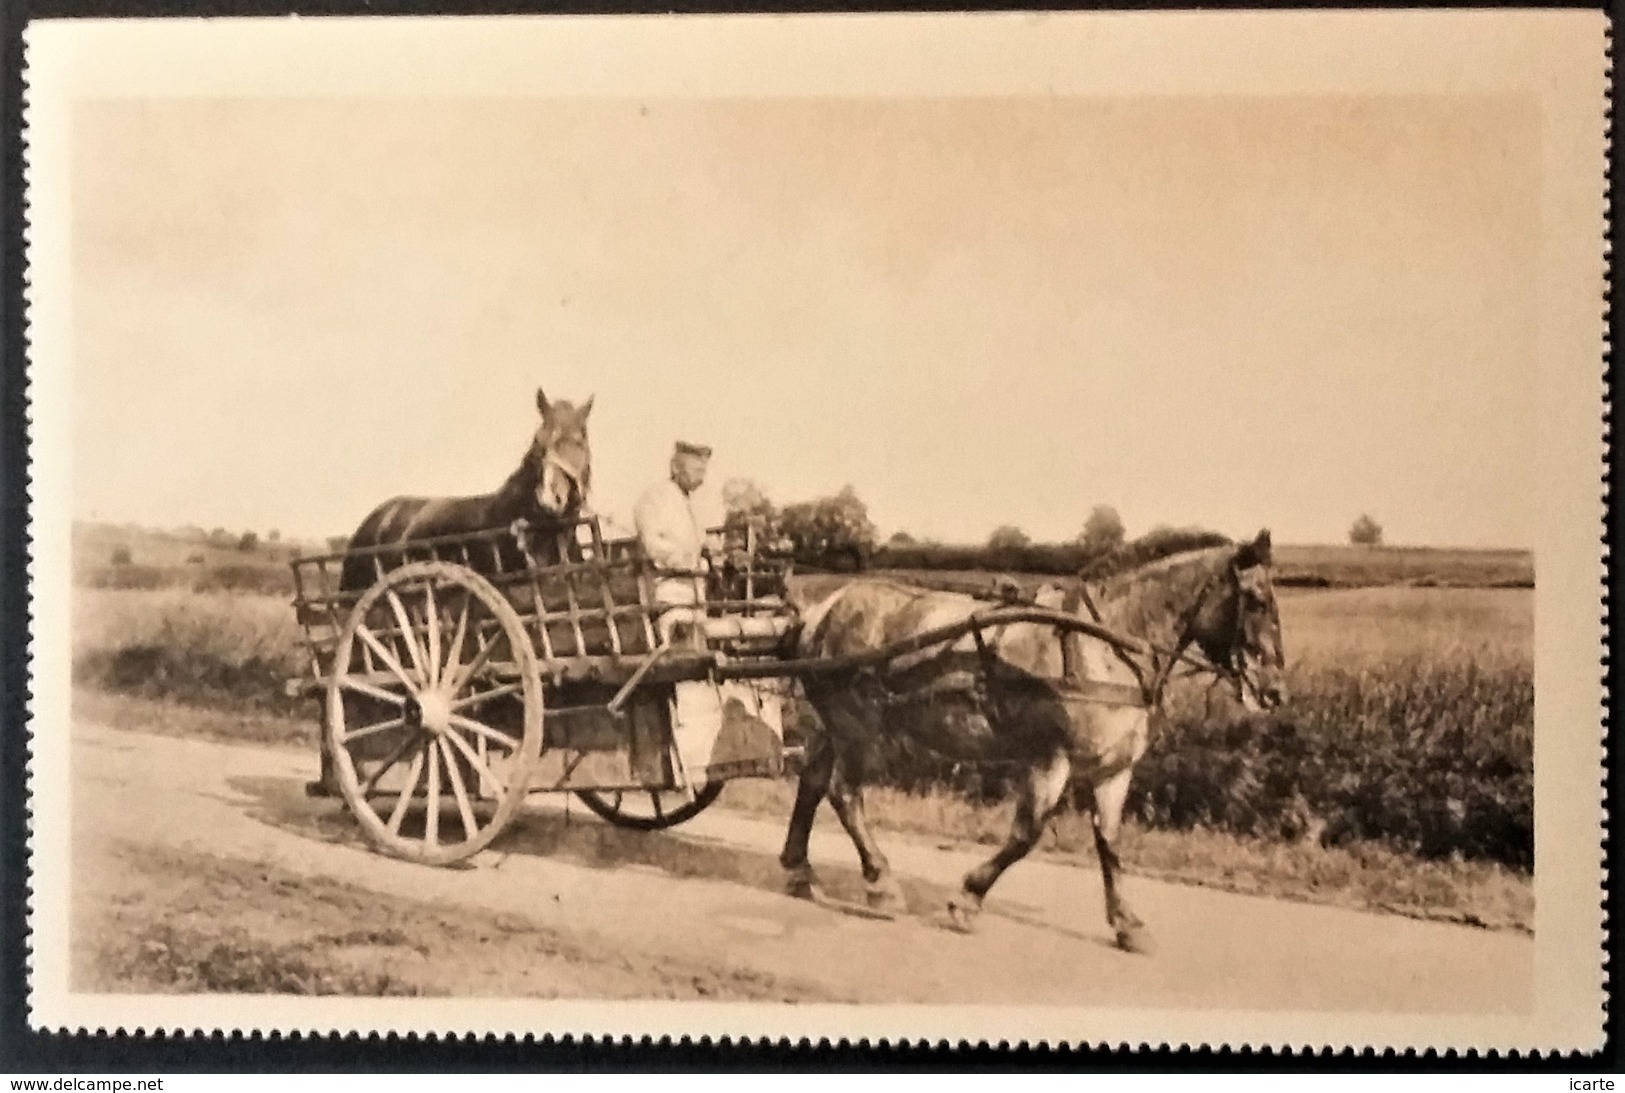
[70,93,1537,547]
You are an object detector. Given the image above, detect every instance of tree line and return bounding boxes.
[720,479,1389,575]
[719,480,1227,575]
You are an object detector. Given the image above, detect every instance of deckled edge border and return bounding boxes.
[8,7,1617,1066]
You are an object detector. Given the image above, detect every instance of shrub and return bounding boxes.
[72,589,308,717]
[781,486,878,570]
[987,526,1031,551]
[193,563,293,596]
[1350,514,1384,547]
[110,545,133,566]
[81,564,169,591]
[1078,505,1126,553]
[1129,652,1532,868]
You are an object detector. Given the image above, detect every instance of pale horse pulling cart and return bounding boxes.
[286,515,1153,867]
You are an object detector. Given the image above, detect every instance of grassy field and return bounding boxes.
[1270,544,1531,589]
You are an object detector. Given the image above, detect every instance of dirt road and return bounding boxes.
[72,721,1532,1010]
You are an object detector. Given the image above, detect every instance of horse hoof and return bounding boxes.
[784,870,820,902]
[865,881,906,917]
[1115,925,1155,955]
[946,895,981,933]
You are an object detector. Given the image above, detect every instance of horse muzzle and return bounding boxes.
[1237,673,1287,712]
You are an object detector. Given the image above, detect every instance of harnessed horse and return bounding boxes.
[780,529,1286,953]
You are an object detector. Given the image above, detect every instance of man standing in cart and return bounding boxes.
[634,439,723,643]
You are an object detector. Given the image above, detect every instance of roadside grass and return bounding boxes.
[77,839,843,1001]
[716,779,1532,934]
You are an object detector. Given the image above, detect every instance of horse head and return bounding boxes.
[528,387,594,518]
[1187,528,1287,711]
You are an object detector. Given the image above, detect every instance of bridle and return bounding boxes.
[1071,565,1275,711]
[537,442,589,508]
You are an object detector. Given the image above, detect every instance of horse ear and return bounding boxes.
[1233,527,1273,570]
[536,387,551,416]
[580,394,594,418]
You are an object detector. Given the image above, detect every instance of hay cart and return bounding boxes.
[287,517,1144,867]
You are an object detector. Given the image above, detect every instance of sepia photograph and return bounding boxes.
[21,9,1609,1052]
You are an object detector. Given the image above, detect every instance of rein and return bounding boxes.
[783,558,1259,710]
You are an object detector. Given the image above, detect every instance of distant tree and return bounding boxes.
[781,485,878,570]
[267,529,281,543]
[887,530,917,546]
[209,527,233,548]
[186,552,206,565]
[109,545,132,566]
[987,525,1031,551]
[238,530,259,552]
[1078,505,1126,553]
[326,535,350,553]
[1349,514,1384,547]
[721,478,783,548]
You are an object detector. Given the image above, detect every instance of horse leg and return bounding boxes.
[824,747,906,915]
[778,729,836,901]
[1091,766,1152,954]
[948,749,1071,933]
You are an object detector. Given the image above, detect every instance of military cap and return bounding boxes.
[674,440,713,459]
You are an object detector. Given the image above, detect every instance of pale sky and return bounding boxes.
[70,94,1537,547]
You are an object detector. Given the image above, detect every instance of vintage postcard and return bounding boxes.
[21,10,1609,1052]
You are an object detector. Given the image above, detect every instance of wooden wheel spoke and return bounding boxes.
[438,738,478,842]
[449,682,522,714]
[386,748,427,836]
[447,713,520,752]
[443,593,471,690]
[342,715,406,745]
[339,675,410,708]
[384,587,428,686]
[355,626,419,692]
[423,579,442,689]
[361,733,419,797]
[442,726,509,796]
[425,739,441,847]
[448,629,503,694]
[650,792,664,820]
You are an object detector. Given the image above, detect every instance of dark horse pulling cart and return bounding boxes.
[285,514,1154,868]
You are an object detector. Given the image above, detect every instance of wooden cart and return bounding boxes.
[287,515,802,865]
[288,515,1150,868]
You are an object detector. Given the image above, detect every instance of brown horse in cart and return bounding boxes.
[780,529,1287,954]
[307,386,595,797]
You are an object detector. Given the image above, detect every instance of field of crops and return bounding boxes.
[1141,587,1531,866]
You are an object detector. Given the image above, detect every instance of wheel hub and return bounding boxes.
[405,691,453,735]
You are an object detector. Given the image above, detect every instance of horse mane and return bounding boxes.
[1078,528,1234,582]
[494,452,541,508]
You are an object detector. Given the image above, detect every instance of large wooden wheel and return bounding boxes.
[574,783,725,831]
[326,561,542,865]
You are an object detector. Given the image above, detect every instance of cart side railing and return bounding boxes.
[286,514,799,697]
